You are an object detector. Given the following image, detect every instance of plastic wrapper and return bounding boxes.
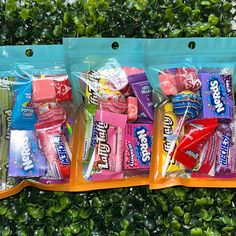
[0,45,75,199]
[148,38,236,189]
[64,38,154,190]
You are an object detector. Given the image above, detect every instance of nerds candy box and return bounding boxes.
[124,123,153,170]
[8,130,46,177]
[199,73,234,119]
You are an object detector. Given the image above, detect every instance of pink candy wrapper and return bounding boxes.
[124,123,153,170]
[90,110,127,181]
[35,121,71,179]
[159,68,201,96]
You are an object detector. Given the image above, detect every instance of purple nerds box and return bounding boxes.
[8,130,46,177]
[199,73,234,119]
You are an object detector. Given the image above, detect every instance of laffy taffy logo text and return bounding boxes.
[95,121,111,170]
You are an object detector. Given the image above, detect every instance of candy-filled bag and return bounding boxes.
[64,38,154,190]
[0,45,75,199]
[146,38,236,189]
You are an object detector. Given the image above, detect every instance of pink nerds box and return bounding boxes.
[124,123,153,170]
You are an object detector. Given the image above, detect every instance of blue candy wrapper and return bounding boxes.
[10,81,37,130]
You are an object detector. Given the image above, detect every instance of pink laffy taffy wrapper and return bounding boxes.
[88,110,128,181]
[98,93,127,114]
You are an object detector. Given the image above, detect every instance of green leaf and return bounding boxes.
[191,227,203,236]
[27,207,44,219]
[35,0,45,5]
[0,205,8,215]
[64,12,70,24]
[34,228,45,236]
[60,196,71,208]
[70,222,80,234]
[2,226,11,236]
[62,226,72,236]
[79,208,90,219]
[200,1,212,6]
[20,8,30,20]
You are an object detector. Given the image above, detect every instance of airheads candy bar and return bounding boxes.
[35,121,71,179]
[173,118,218,169]
[199,73,234,119]
[89,110,127,180]
[128,72,154,121]
[124,123,153,170]
[8,130,46,177]
[215,121,236,176]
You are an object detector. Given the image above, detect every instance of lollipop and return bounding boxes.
[162,90,202,176]
[171,90,202,119]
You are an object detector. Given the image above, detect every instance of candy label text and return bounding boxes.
[3,109,11,140]
[22,137,34,171]
[163,115,174,152]
[53,136,70,165]
[96,122,111,170]
[87,71,100,105]
[135,127,151,163]
[219,135,230,166]
[209,77,225,115]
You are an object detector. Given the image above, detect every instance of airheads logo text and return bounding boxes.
[209,76,226,115]
[134,126,152,164]
[163,115,174,152]
[53,136,70,165]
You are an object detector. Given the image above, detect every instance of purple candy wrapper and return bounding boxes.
[215,121,236,176]
[199,73,234,119]
[128,73,154,121]
[8,130,47,177]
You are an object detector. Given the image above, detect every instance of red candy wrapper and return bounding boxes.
[193,132,219,176]
[35,121,71,179]
[53,75,72,102]
[173,118,218,169]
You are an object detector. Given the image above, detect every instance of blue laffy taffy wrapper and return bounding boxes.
[11,81,37,130]
[171,90,202,120]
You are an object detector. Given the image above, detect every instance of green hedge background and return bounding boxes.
[0,0,236,235]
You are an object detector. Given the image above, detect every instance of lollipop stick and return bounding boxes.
[162,115,186,177]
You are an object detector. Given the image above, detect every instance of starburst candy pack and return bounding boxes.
[64,38,154,190]
[0,45,76,199]
[146,38,236,189]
